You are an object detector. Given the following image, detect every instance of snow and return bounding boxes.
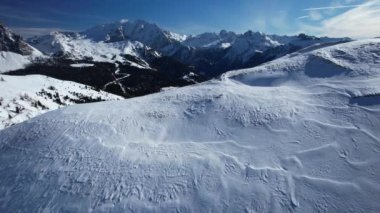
[82,19,181,50]
[183,30,349,63]
[0,74,122,129]
[0,51,31,72]
[28,32,152,69]
[27,20,349,77]
[70,63,94,68]
[0,48,45,73]
[221,42,231,49]
[183,32,227,48]
[165,32,188,42]
[120,19,129,24]
[0,39,380,212]
[182,72,198,83]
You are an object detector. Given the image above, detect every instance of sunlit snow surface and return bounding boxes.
[0,75,121,129]
[0,39,380,212]
[0,49,43,73]
[29,32,153,69]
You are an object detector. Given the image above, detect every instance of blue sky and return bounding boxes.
[0,0,379,38]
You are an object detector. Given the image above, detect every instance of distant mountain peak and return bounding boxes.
[119,19,129,24]
[0,24,35,55]
[82,19,184,49]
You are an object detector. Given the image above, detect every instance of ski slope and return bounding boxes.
[0,74,122,129]
[0,39,379,212]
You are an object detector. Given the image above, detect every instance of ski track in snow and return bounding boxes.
[0,39,380,212]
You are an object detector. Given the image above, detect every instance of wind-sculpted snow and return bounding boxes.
[0,39,380,212]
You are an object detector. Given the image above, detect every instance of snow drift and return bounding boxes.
[0,39,379,212]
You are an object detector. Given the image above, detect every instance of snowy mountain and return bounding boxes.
[82,19,186,49]
[182,30,237,48]
[11,25,202,98]
[27,31,158,69]
[0,24,43,72]
[80,20,350,77]
[0,25,124,129]
[0,38,379,212]
[0,74,121,129]
[179,31,350,76]
[0,24,36,55]
[28,19,350,78]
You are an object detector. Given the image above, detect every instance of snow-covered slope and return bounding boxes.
[0,49,44,73]
[1,39,379,212]
[0,51,32,72]
[0,24,43,72]
[0,74,121,129]
[27,32,156,69]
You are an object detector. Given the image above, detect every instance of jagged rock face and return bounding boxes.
[0,24,34,55]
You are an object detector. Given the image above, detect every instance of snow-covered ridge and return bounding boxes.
[0,39,379,212]
[0,74,122,129]
[0,51,31,72]
[27,31,154,69]
[0,24,44,72]
[225,38,380,81]
[26,19,350,77]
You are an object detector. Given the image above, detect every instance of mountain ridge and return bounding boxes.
[27,19,351,77]
[1,20,351,99]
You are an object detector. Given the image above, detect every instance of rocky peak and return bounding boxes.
[0,24,34,55]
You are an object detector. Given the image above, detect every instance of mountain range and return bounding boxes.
[0,19,350,127]
[28,19,351,77]
[1,19,350,97]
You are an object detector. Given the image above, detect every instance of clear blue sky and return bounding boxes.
[0,0,378,38]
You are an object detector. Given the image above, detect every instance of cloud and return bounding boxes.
[297,16,309,20]
[304,1,380,11]
[309,10,323,21]
[10,27,72,38]
[300,0,380,38]
[304,4,364,11]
